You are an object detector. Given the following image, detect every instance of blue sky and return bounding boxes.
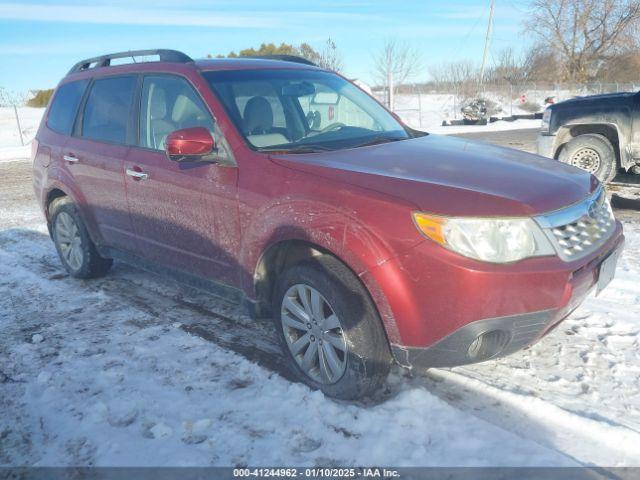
[0,0,529,92]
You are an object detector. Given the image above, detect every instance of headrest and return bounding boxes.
[243,96,273,134]
[150,88,166,120]
[172,94,201,123]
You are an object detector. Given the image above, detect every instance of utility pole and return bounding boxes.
[478,0,495,95]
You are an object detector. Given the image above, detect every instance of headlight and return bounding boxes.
[541,108,551,133]
[413,213,555,263]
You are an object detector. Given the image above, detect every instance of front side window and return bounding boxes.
[139,75,214,150]
[204,69,408,152]
[47,79,89,135]
[81,76,136,144]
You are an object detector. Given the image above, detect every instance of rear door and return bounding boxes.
[124,74,240,285]
[64,75,137,250]
[43,79,90,169]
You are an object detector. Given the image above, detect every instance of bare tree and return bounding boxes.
[486,48,529,83]
[429,60,479,99]
[297,38,343,72]
[318,38,343,72]
[527,0,640,81]
[373,39,422,108]
[597,50,640,81]
[519,44,562,82]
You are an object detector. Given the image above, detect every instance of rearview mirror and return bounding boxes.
[165,127,216,162]
[311,91,340,105]
[281,82,316,97]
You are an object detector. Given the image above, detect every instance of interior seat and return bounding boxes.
[148,88,174,149]
[243,96,288,147]
[171,94,213,131]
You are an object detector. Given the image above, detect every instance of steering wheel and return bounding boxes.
[319,122,346,133]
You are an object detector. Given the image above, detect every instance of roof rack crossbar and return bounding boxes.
[68,49,193,75]
[249,55,318,66]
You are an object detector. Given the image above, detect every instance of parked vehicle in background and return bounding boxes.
[538,91,640,183]
[33,50,624,400]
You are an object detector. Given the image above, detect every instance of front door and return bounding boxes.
[124,74,240,286]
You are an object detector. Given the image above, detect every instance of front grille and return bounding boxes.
[536,187,616,261]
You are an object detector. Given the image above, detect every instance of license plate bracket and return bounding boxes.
[596,249,620,296]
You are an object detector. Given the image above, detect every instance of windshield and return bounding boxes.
[204,69,409,152]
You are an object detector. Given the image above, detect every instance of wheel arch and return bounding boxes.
[44,187,72,235]
[251,237,401,344]
[42,183,101,244]
[554,123,624,167]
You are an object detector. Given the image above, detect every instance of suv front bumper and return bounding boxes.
[537,133,556,158]
[364,222,624,369]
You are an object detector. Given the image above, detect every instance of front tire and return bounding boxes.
[50,197,113,279]
[559,134,618,184]
[273,255,391,400]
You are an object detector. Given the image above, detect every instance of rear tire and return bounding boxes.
[50,197,113,279]
[559,134,618,184]
[273,255,391,400]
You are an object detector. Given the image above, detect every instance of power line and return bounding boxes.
[442,2,491,64]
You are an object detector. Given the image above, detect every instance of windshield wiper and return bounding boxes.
[353,136,406,148]
[259,144,335,154]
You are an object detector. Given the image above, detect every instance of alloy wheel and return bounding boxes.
[281,284,348,384]
[54,211,83,271]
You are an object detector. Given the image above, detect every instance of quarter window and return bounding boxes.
[139,75,214,150]
[47,79,89,135]
[81,76,136,144]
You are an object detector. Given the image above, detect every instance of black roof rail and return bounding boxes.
[67,49,193,75]
[249,55,318,67]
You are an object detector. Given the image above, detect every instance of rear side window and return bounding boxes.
[47,80,89,135]
[81,76,136,144]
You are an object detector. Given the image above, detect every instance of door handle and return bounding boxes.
[125,168,149,181]
[63,154,79,163]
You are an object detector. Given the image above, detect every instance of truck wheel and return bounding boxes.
[559,134,618,184]
[273,255,391,400]
[50,197,113,279]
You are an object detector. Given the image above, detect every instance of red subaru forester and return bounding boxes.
[33,49,624,399]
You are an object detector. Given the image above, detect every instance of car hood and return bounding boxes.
[556,91,636,107]
[270,134,598,217]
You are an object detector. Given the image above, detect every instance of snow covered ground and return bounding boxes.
[1,104,639,468]
[0,107,43,162]
[427,119,540,135]
[378,92,545,133]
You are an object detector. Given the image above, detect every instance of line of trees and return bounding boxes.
[431,0,640,90]
[209,38,343,72]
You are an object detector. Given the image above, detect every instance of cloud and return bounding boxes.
[0,3,280,27]
[0,2,376,28]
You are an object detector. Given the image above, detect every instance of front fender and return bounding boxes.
[239,196,421,343]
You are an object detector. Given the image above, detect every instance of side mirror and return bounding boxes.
[165,127,216,162]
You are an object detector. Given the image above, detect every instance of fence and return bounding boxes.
[372,82,640,128]
[0,88,28,147]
